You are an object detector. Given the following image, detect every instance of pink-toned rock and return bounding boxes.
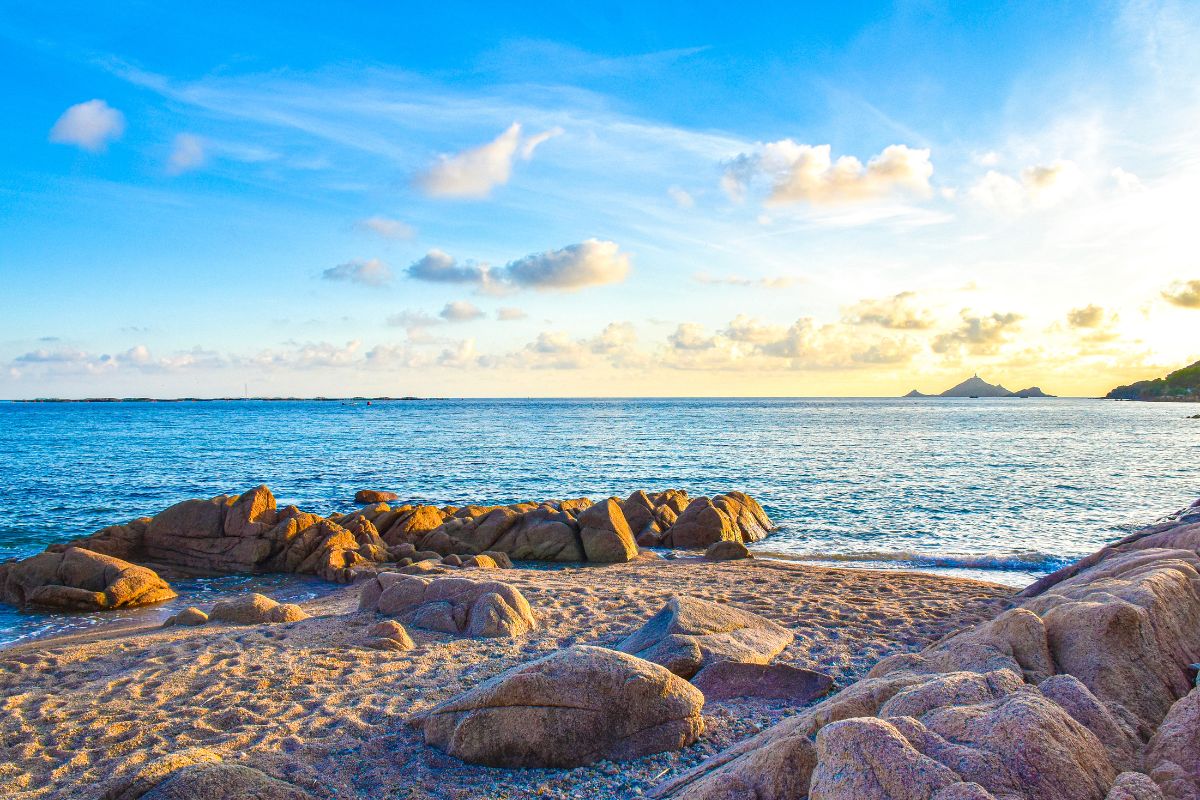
[616,595,793,679]
[366,619,414,651]
[1105,772,1166,800]
[704,540,751,561]
[809,716,962,800]
[360,573,535,638]
[691,661,833,702]
[420,645,704,768]
[223,485,278,539]
[1146,685,1200,800]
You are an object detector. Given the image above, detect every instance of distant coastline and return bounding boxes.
[8,396,436,404]
[1105,359,1200,402]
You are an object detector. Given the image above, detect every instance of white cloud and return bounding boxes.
[167,133,206,174]
[416,122,560,199]
[932,311,1023,355]
[321,258,393,287]
[405,250,489,284]
[969,160,1081,212]
[439,300,485,322]
[668,323,717,350]
[843,292,935,330]
[723,142,934,206]
[496,307,528,321]
[49,99,125,152]
[1111,167,1143,192]
[406,240,630,292]
[1066,304,1110,328]
[503,239,630,291]
[357,216,415,240]
[1162,279,1200,308]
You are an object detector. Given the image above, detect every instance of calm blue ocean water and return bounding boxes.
[0,398,1196,645]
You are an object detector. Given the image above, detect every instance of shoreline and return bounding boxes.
[0,557,1013,799]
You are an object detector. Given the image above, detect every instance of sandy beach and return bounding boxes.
[0,556,1012,799]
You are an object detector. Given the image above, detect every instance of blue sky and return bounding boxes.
[1,1,1198,397]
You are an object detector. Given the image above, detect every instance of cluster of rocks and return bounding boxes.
[399,588,831,768]
[162,592,309,628]
[649,499,1200,800]
[359,572,537,639]
[0,485,772,612]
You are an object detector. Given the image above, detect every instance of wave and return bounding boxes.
[757,548,1076,572]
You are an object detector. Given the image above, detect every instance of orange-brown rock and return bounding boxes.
[577,498,638,562]
[662,491,772,548]
[0,546,175,610]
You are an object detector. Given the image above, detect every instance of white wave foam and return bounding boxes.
[757,548,1074,572]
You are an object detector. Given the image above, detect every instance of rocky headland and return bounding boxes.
[905,374,1055,398]
[1107,359,1200,402]
[0,493,1197,799]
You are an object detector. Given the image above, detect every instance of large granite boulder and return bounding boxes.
[0,546,175,610]
[419,645,704,768]
[355,489,399,504]
[660,492,772,548]
[616,595,793,679]
[359,573,536,638]
[621,489,690,546]
[577,498,638,562]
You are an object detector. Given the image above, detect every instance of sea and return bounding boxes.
[0,397,1196,647]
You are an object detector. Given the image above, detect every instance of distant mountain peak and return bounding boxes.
[940,374,1013,397]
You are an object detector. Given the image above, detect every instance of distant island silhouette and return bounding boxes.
[904,374,1054,398]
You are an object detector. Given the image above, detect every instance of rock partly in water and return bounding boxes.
[660,492,772,548]
[355,489,399,504]
[0,546,176,611]
[419,644,705,768]
[576,498,639,563]
[359,573,536,638]
[616,595,793,679]
[207,593,309,625]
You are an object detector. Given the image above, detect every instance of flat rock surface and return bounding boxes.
[691,661,834,702]
[0,557,1011,800]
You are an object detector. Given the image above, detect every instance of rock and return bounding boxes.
[355,489,399,504]
[442,554,463,567]
[208,593,308,625]
[420,645,704,768]
[704,540,751,561]
[480,550,513,568]
[1146,685,1200,800]
[616,595,793,678]
[366,619,415,651]
[163,607,209,627]
[691,661,833,702]
[869,607,1054,684]
[223,485,278,538]
[1105,772,1166,800]
[105,747,223,800]
[663,492,772,548]
[577,498,638,563]
[461,554,499,569]
[1023,548,1200,736]
[1039,674,1140,773]
[140,763,313,799]
[809,717,962,800]
[380,505,449,545]
[360,573,535,638]
[0,547,176,611]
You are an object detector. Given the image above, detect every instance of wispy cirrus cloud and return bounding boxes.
[356,216,415,240]
[415,122,562,199]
